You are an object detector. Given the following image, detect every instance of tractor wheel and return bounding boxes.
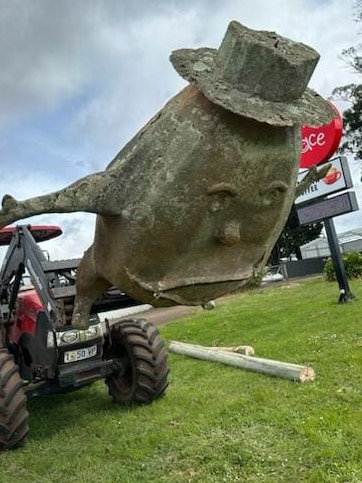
[0,348,29,451]
[105,318,169,404]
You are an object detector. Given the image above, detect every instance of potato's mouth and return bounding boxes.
[155,270,253,291]
[156,280,251,305]
[129,270,254,306]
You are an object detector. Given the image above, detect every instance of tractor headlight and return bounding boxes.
[85,326,98,339]
[61,331,79,344]
[53,321,104,348]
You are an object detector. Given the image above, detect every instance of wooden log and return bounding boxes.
[168,341,315,382]
[172,342,255,355]
[207,345,255,356]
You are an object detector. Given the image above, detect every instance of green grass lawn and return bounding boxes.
[1,276,362,482]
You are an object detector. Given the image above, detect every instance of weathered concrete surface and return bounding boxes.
[0,21,334,329]
[0,86,301,328]
[170,21,334,127]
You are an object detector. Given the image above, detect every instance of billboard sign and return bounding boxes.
[296,191,358,225]
[295,156,353,205]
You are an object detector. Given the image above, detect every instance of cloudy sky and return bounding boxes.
[0,0,361,261]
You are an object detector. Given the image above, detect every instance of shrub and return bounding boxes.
[324,251,362,281]
[244,273,263,288]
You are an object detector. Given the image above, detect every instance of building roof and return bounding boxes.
[301,226,362,251]
[337,227,362,244]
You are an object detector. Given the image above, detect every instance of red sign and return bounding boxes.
[300,102,343,169]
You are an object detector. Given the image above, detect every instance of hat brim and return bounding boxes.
[170,47,334,127]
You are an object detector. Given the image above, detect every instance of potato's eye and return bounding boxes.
[258,181,288,207]
[207,183,238,213]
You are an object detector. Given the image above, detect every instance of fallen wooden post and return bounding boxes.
[168,341,315,382]
[207,345,255,356]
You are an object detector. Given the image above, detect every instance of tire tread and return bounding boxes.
[0,349,29,451]
[105,318,169,404]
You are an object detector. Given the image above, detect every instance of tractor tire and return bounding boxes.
[0,348,29,451]
[105,318,169,404]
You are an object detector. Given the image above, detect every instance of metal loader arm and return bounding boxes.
[0,224,143,330]
[0,226,60,325]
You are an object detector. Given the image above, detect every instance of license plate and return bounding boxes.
[64,345,97,364]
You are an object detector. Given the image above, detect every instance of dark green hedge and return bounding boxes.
[324,251,362,281]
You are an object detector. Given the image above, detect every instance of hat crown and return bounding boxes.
[169,20,334,126]
[214,21,320,102]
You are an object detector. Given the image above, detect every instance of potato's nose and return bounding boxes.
[216,220,241,246]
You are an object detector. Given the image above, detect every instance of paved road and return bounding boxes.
[107,278,298,327]
[117,304,199,326]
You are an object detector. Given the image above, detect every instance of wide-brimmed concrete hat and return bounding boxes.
[170,21,334,126]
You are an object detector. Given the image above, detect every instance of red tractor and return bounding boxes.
[0,224,169,450]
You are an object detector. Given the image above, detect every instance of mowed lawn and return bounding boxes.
[1,276,362,482]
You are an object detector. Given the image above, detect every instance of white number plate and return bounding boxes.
[64,345,97,364]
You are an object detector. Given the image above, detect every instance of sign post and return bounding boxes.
[323,218,354,302]
[297,188,358,303]
[298,104,358,303]
[296,156,353,206]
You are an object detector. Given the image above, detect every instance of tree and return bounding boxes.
[333,83,362,159]
[269,165,330,265]
[269,205,323,264]
[332,2,362,161]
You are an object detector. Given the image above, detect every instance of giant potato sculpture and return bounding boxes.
[0,21,333,329]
